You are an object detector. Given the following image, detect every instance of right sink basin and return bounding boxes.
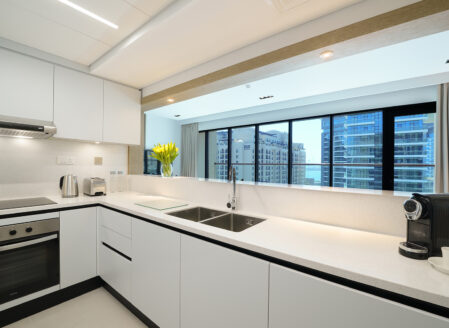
[201,213,265,232]
[168,207,226,222]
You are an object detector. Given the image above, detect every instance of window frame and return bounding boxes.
[201,102,436,191]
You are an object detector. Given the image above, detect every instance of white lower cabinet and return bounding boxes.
[180,235,269,328]
[60,208,97,289]
[98,242,132,300]
[269,263,449,328]
[131,219,181,328]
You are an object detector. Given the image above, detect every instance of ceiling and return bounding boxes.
[149,30,449,122]
[0,0,363,88]
[0,0,174,65]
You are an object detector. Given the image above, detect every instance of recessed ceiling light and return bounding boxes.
[174,114,181,117]
[167,98,175,103]
[320,50,334,59]
[58,0,119,29]
[259,95,274,100]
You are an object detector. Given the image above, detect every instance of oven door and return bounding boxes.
[0,233,60,305]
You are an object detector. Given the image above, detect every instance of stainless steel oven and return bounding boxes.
[0,218,60,305]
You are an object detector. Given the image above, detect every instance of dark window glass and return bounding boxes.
[394,113,435,192]
[208,129,228,180]
[258,123,289,184]
[333,111,383,190]
[144,150,160,175]
[231,126,255,182]
[292,117,330,186]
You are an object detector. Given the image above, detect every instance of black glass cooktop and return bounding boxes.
[0,197,57,210]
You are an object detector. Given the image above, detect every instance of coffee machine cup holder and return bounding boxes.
[399,241,429,260]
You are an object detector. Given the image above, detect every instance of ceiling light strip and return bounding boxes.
[58,0,118,29]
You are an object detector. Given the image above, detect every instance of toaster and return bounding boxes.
[83,177,106,196]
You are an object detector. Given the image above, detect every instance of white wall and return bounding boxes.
[145,111,182,176]
[129,175,409,237]
[0,137,127,198]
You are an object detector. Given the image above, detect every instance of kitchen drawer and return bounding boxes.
[99,226,131,257]
[98,207,131,238]
[99,243,131,300]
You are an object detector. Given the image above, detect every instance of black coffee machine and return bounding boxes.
[399,193,449,260]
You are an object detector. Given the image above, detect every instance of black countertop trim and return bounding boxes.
[1,202,448,318]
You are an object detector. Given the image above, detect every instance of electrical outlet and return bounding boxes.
[57,155,75,165]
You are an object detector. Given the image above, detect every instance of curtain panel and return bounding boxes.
[435,83,449,193]
[181,123,199,177]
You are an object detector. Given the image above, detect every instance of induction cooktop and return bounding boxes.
[0,197,57,210]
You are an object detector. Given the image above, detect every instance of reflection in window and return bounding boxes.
[292,117,330,186]
[333,112,383,190]
[144,150,160,175]
[208,129,228,180]
[258,123,289,184]
[231,126,255,181]
[394,113,435,192]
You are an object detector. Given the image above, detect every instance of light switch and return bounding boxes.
[94,157,103,165]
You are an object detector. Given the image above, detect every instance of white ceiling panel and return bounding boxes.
[8,0,149,46]
[0,0,110,64]
[91,0,362,87]
[125,0,175,17]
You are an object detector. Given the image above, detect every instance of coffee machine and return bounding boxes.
[399,193,449,259]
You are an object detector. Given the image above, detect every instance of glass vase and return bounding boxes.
[160,163,173,178]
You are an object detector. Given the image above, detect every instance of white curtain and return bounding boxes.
[435,83,449,193]
[181,123,199,177]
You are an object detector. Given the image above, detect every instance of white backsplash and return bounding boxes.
[129,175,409,237]
[0,137,127,198]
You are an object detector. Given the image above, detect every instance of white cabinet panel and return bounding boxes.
[99,243,131,299]
[180,235,269,328]
[269,263,449,328]
[99,226,131,257]
[98,207,132,238]
[132,219,180,328]
[60,208,97,289]
[54,66,103,142]
[103,81,141,145]
[0,48,53,121]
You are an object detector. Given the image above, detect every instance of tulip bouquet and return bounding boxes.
[150,142,179,177]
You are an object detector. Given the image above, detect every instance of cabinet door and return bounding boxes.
[103,81,141,145]
[60,208,97,288]
[99,242,131,299]
[269,263,449,328]
[180,235,269,328]
[132,219,180,328]
[0,48,53,121]
[54,66,103,142]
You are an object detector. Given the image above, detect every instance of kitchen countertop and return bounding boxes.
[0,192,448,310]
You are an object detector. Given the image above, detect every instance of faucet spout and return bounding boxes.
[227,166,237,210]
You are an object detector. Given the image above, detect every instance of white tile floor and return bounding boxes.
[5,288,147,328]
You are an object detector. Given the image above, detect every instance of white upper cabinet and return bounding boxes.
[0,48,53,121]
[54,66,103,142]
[103,81,141,145]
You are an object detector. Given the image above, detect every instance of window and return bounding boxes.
[231,126,255,182]
[258,123,289,184]
[393,113,435,192]
[332,111,383,190]
[203,102,436,192]
[207,129,228,180]
[144,150,160,175]
[292,117,330,186]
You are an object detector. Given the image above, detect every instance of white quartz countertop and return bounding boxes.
[0,192,448,309]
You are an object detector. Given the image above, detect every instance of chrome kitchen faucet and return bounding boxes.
[227,166,237,210]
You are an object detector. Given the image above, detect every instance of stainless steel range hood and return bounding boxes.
[0,115,56,139]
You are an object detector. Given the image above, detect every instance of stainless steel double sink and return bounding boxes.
[168,207,265,232]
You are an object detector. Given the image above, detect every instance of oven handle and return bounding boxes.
[0,234,58,252]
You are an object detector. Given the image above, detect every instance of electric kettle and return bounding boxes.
[60,174,79,198]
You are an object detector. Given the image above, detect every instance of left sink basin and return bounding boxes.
[168,207,227,222]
